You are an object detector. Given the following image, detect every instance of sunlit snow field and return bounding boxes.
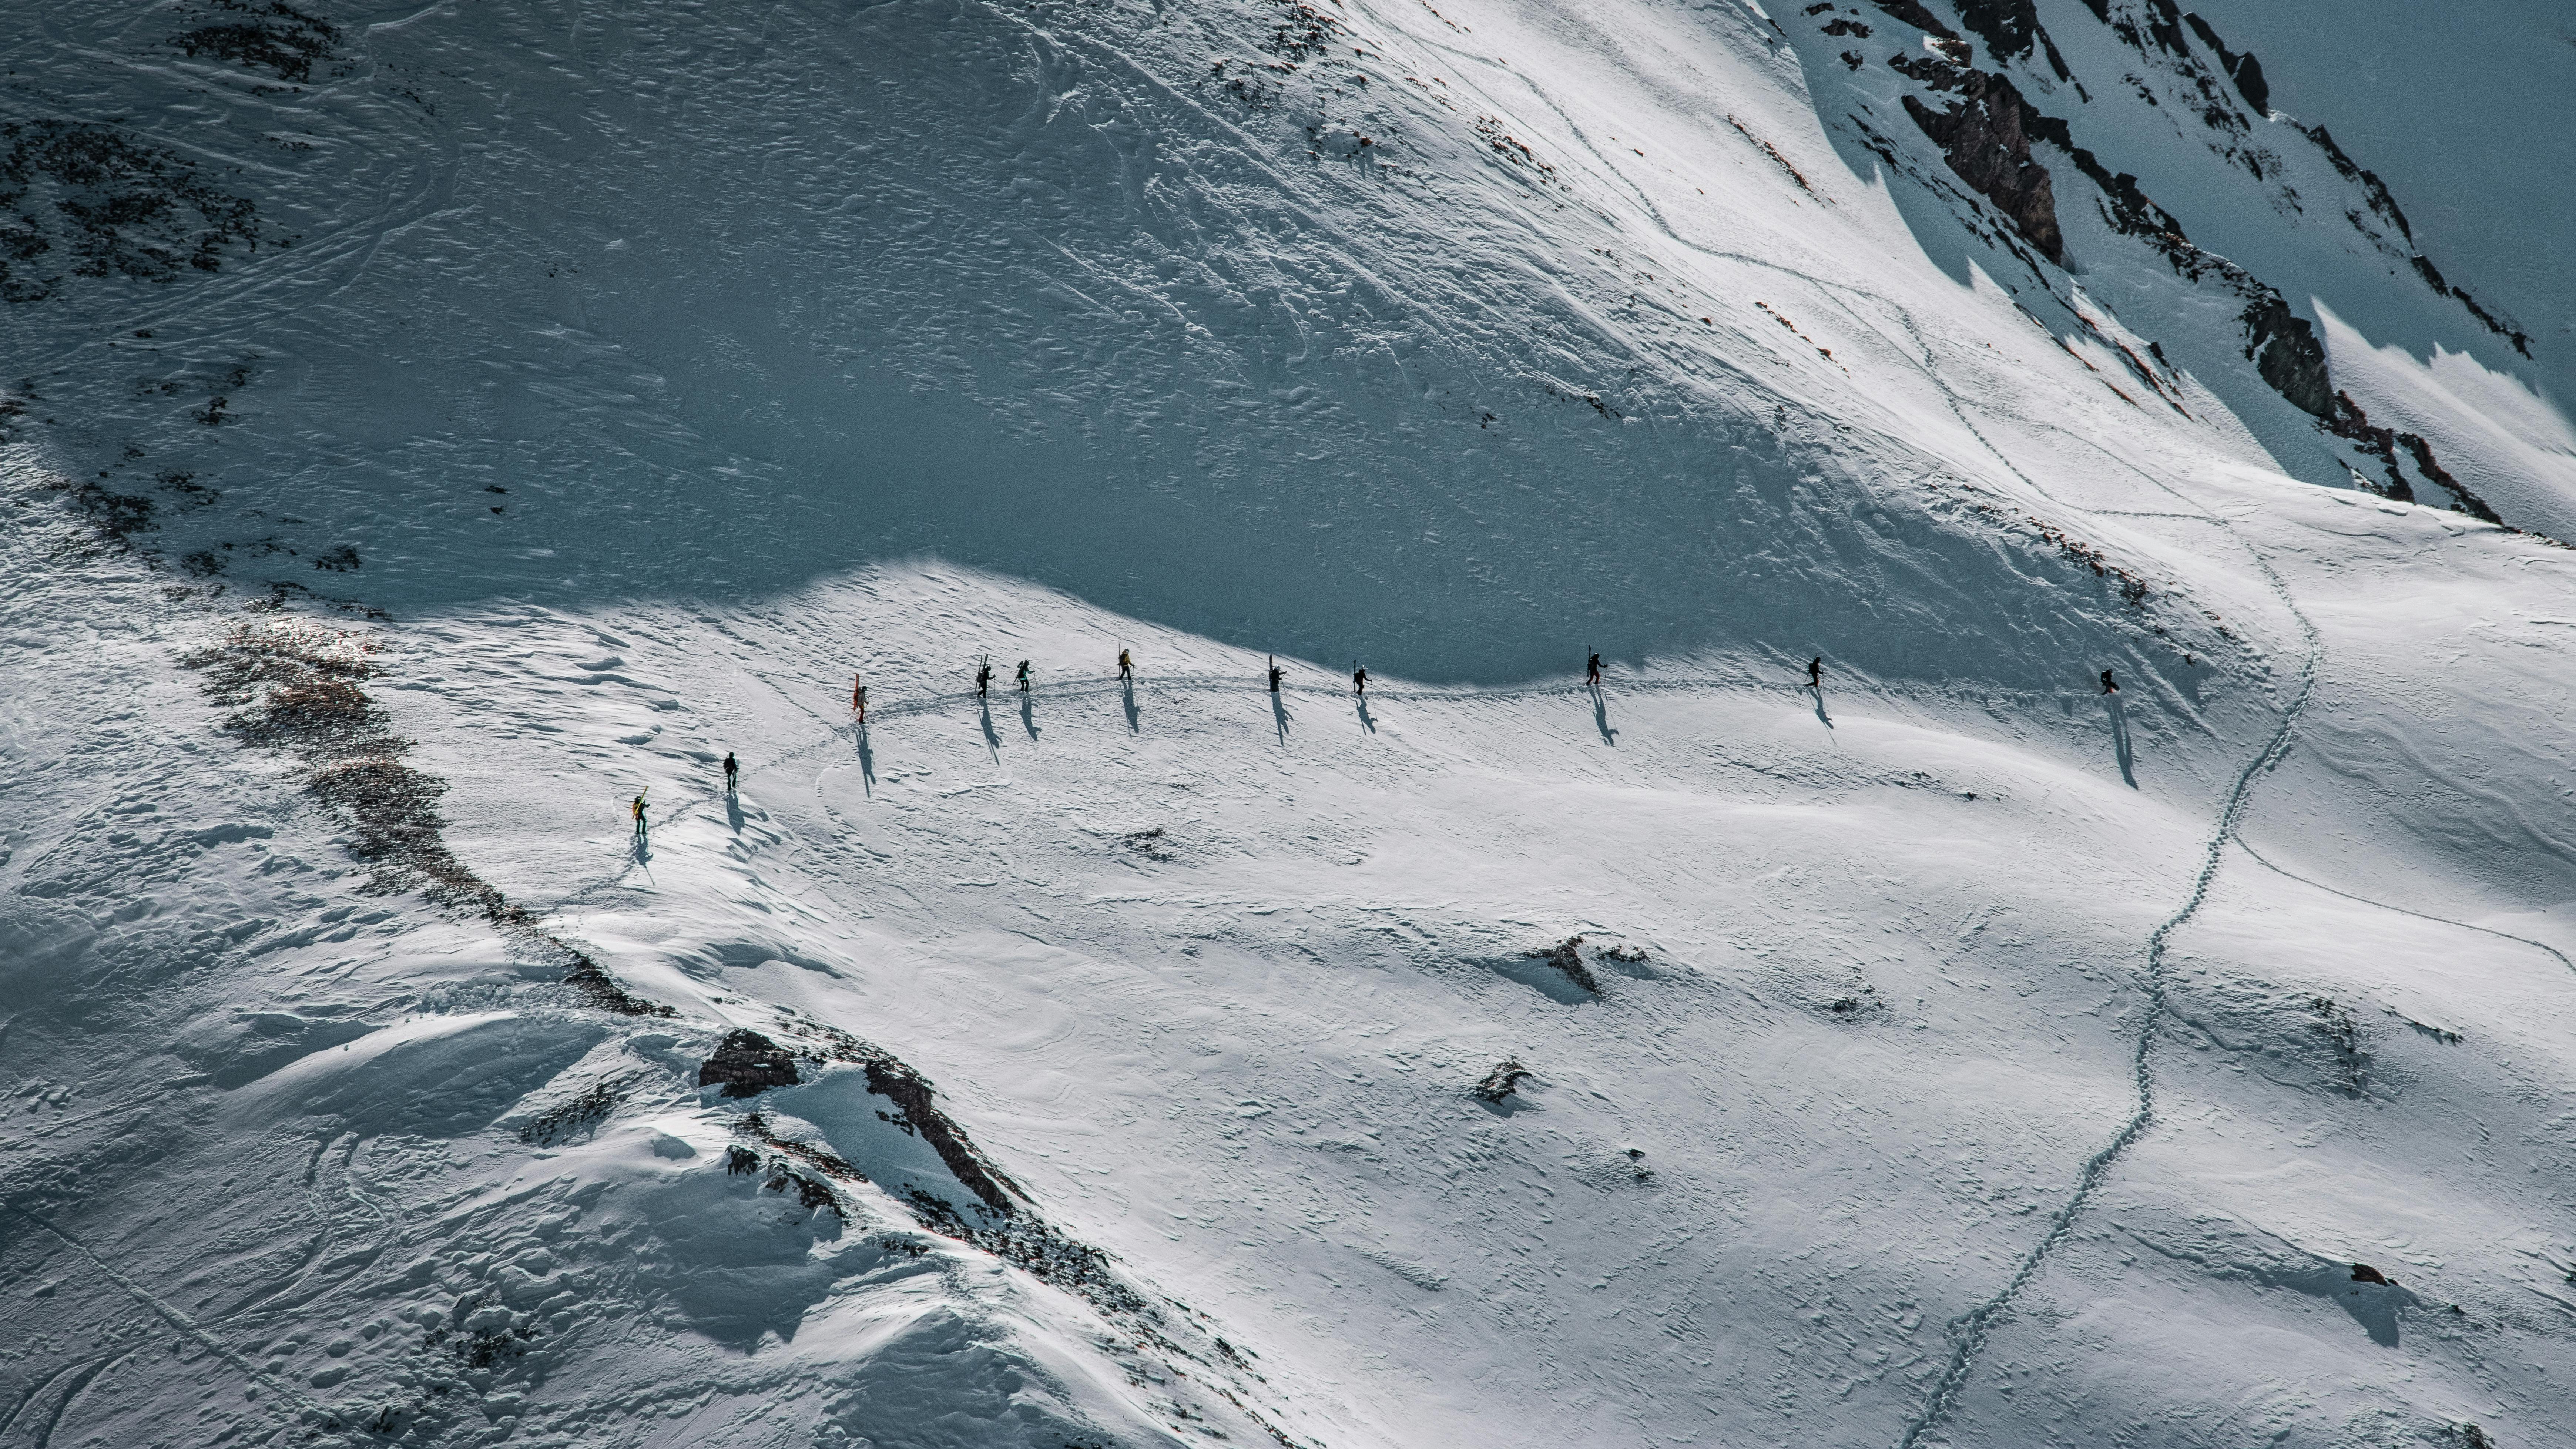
[6,1,2576,1446]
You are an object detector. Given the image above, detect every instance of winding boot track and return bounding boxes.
[1893,544,2321,1448]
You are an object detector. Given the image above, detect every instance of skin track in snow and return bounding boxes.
[4,1,2576,1446]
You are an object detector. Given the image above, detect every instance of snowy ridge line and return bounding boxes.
[2233,839,2576,979]
[1895,546,2322,1449]
[0,1203,326,1423]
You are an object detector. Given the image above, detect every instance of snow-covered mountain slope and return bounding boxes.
[5,1,2575,1446]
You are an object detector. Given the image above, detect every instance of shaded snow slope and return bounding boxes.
[7,1,2576,1448]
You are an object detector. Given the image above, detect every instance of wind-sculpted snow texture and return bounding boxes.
[5,1,2576,1447]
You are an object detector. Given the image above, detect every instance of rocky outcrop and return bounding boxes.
[2240,295,2332,419]
[1526,936,1603,994]
[864,1054,1025,1215]
[2181,12,2267,112]
[698,1029,802,1097]
[1877,49,2496,526]
[1,119,262,304]
[1869,0,1959,41]
[1894,61,2066,263]
[2322,392,2502,523]
[1953,0,2075,81]
[2084,2,2533,357]
[1475,1058,1533,1102]
[182,620,672,1018]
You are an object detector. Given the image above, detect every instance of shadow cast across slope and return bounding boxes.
[17,0,2200,702]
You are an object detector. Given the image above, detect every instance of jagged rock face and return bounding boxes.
[697,1028,802,1097]
[862,1054,1023,1215]
[1900,70,2066,263]
[2239,296,2333,418]
[2181,11,2268,112]
[1871,0,1958,41]
[1952,0,2074,81]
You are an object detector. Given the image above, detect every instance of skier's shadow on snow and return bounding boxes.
[977,700,1001,761]
[1271,692,1291,744]
[1809,684,1833,731]
[1591,686,1617,745]
[1020,692,1040,741]
[724,789,744,833]
[856,726,875,798]
[1121,678,1140,734]
[2105,693,2137,788]
[1355,695,1376,733]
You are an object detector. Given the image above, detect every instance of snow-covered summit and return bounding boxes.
[6,1,2575,1446]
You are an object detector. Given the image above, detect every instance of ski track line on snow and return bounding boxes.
[526,667,2112,918]
[9,21,465,373]
[2234,838,2576,979]
[0,1203,327,1423]
[1893,545,2321,1449]
[1,1351,126,1449]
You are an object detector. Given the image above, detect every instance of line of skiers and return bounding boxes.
[692,652,2125,812]
[833,649,1874,709]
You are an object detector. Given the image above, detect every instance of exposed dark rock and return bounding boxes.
[1728,116,1817,194]
[2297,122,2413,244]
[1527,935,1603,994]
[64,480,158,543]
[865,1055,1024,1215]
[1897,64,2066,262]
[1870,0,1958,41]
[2400,430,2502,524]
[2295,122,2528,356]
[1475,1058,1533,1102]
[767,1164,841,1215]
[519,1079,623,1146]
[2240,295,2332,418]
[2324,391,2413,499]
[1889,52,2178,242]
[737,1110,865,1180]
[738,1093,1153,1328]
[2181,13,2267,112]
[2400,249,2532,358]
[1879,51,2413,486]
[2227,53,2268,114]
[900,1191,1150,1317]
[560,949,675,1017]
[2090,3,2527,358]
[698,1029,803,1098]
[2322,393,2505,527]
[2139,0,2191,57]
[182,621,673,1017]
[1822,17,1872,38]
[0,120,259,304]
[171,1,341,84]
[2350,1262,2391,1286]
[1952,0,2074,81]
